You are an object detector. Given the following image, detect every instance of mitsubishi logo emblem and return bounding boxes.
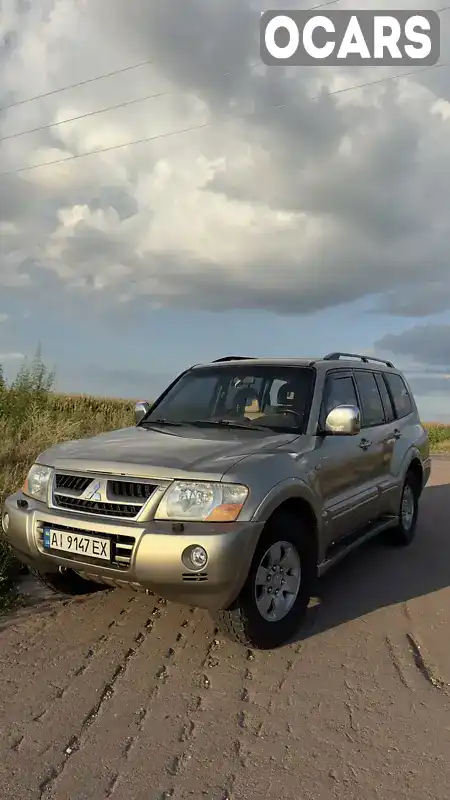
[84,480,103,502]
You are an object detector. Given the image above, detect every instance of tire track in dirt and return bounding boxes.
[0,586,110,655]
[94,615,250,800]
[406,632,450,694]
[0,588,117,676]
[37,602,199,800]
[143,635,268,800]
[0,590,141,748]
[0,596,175,799]
[160,628,236,800]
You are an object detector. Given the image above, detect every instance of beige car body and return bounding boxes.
[2,354,430,612]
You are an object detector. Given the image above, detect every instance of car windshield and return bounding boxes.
[142,365,315,432]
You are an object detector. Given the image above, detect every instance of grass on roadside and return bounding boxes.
[0,352,135,607]
[423,422,450,451]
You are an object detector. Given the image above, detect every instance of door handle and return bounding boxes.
[359,438,372,450]
[393,428,401,439]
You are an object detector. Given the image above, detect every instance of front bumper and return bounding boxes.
[2,492,263,611]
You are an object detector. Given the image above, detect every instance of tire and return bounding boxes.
[32,568,107,596]
[214,510,317,650]
[384,470,420,547]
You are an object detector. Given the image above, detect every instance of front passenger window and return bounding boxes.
[322,375,359,423]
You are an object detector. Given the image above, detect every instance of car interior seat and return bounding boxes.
[231,387,264,419]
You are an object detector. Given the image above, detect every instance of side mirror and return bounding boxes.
[134,401,150,425]
[324,405,361,435]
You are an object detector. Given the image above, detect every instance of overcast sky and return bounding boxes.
[1,0,450,419]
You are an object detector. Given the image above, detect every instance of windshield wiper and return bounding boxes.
[188,419,268,431]
[142,418,184,427]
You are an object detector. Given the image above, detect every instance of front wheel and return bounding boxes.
[214,511,316,649]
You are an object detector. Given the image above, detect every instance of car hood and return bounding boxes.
[36,424,301,481]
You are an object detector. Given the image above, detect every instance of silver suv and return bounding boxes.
[2,353,430,649]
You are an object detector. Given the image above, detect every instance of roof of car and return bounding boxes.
[192,353,397,372]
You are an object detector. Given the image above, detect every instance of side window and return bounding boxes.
[354,371,385,427]
[321,374,359,422]
[384,373,413,418]
[374,373,395,423]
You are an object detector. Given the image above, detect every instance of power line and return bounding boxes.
[0,60,266,143]
[3,1,450,144]
[0,0,341,113]
[2,57,449,178]
[0,58,160,113]
[0,89,172,142]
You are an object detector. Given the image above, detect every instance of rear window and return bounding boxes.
[374,372,395,423]
[384,373,413,418]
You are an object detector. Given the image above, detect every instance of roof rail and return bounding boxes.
[323,351,394,368]
[213,356,255,362]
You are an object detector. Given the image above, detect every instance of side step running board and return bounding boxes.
[317,516,398,577]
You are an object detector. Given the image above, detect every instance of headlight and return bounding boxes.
[23,464,52,503]
[155,481,248,522]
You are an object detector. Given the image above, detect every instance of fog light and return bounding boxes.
[191,546,207,569]
[182,544,208,571]
[2,513,9,533]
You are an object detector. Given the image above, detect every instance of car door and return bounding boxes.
[315,370,372,546]
[372,371,400,512]
[352,369,393,522]
[380,371,417,513]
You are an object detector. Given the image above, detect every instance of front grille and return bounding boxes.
[38,522,135,570]
[109,480,157,500]
[55,474,91,493]
[52,472,159,520]
[53,495,141,518]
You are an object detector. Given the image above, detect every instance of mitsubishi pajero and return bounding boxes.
[2,352,430,649]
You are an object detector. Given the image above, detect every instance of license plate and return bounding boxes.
[43,527,111,561]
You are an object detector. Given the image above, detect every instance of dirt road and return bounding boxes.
[1,459,450,800]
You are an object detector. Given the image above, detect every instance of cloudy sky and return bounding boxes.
[1,0,450,419]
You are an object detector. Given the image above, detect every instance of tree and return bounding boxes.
[10,344,55,395]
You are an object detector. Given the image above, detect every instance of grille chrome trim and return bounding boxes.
[50,471,162,521]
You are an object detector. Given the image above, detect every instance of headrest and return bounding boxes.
[277,382,296,405]
[233,387,259,408]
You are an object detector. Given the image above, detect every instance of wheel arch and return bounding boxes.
[257,494,320,569]
[405,456,424,495]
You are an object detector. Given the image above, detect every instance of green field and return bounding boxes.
[1,354,450,606]
[0,354,134,606]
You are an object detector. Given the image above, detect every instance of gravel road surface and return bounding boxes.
[1,458,450,800]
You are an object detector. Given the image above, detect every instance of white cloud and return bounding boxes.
[1,0,450,324]
[0,352,24,361]
[0,313,9,323]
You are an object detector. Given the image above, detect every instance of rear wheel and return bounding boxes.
[32,568,107,596]
[384,470,420,546]
[214,511,316,649]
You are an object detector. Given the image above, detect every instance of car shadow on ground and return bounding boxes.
[297,482,450,641]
